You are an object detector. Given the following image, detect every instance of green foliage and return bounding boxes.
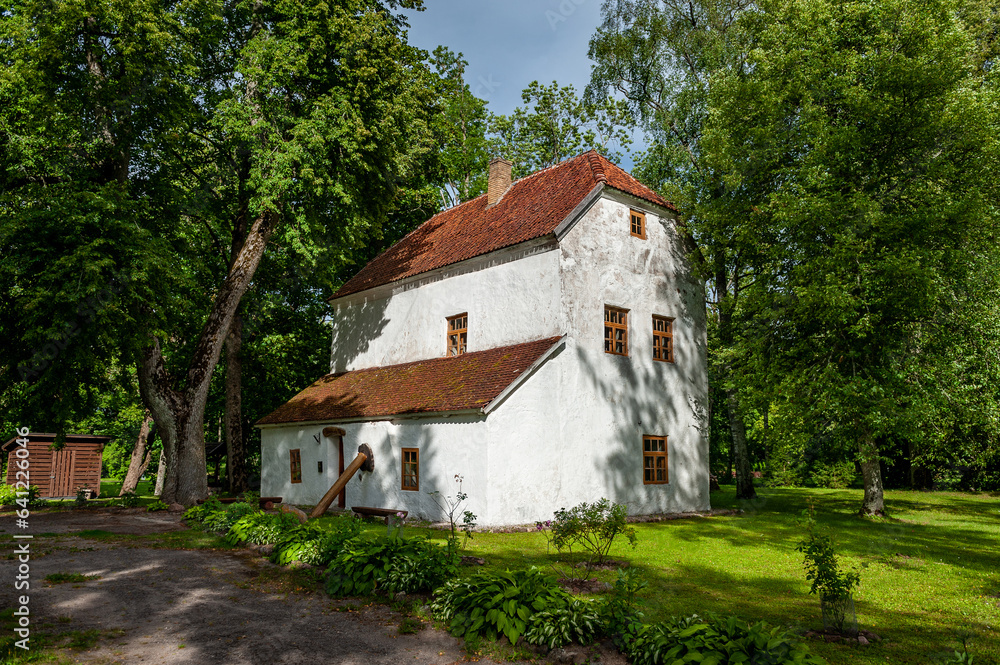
[325,534,455,596]
[0,484,15,506]
[182,496,223,523]
[810,461,858,490]
[225,511,299,546]
[146,500,169,512]
[626,613,825,665]
[118,491,140,508]
[203,501,258,533]
[523,600,602,650]
[550,499,637,566]
[428,474,476,556]
[796,504,860,603]
[428,567,573,646]
[74,488,89,508]
[0,485,42,508]
[272,515,362,566]
[598,568,648,648]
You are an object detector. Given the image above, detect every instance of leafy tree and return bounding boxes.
[587,0,761,499]
[0,0,435,504]
[704,0,1000,514]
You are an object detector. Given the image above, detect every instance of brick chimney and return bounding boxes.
[487,157,512,207]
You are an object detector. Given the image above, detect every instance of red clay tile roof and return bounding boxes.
[332,151,673,299]
[256,337,563,425]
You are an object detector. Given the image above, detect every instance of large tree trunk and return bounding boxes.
[858,433,886,516]
[137,210,278,506]
[225,313,248,494]
[120,411,155,495]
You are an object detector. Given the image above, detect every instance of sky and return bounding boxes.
[401,0,605,117]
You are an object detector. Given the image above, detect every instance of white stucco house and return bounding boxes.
[258,151,710,525]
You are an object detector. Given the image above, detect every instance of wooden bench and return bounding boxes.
[351,506,408,524]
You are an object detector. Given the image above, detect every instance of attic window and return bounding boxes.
[447,313,468,356]
[630,210,646,239]
[643,436,668,484]
[604,306,629,356]
[653,315,674,363]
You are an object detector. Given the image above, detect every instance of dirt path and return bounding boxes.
[0,510,505,665]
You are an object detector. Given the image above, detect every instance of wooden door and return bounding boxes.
[50,450,76,497]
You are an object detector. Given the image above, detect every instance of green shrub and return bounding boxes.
[183,496,223,522]
[523,600,601,650]
[0,484,16,506]
[598,567,648,648]
[0,484,41,507]
[626,613,824,665]
[810,461,857,489]
[203,501,256,533]
[550,498,637,566]
[272,515,362,566]
[429,567,573,645]
[119,490,140,508]
[226,511,299,546]
[146,500,170,512]
[325,535,454,596]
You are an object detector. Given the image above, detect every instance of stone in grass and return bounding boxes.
[460,556,486,566]
[280,504,308,523]
[168,503,185,513]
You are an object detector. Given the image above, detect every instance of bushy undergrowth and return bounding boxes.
[225,511,300,546]
[626,613,824,665]
[429,567,574,645]
[203,501,256,532]
[272,516,362,566]
[325,534,455,596]
[523,600,601,650]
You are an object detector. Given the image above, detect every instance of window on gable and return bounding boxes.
[630,209,646,239]
[604,306,629,356]
[653,315,675,363]
[643,436,668,484]
[290,449,302,484]
[447,313,468,356]
[401,448,419,491]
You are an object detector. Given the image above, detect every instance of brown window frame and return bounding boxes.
[652,315,675,363]
[401,448,419,491]
[447,313,468,357]
[630,209,646,239]
[290,449,302,484]
[643,436,668,485]
[604,306,629,356]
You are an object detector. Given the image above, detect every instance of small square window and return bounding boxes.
[290,449,302,484]
[653,316,674,363]
[604,306,628,356]
[643,436,668,484]
[447,314,468,356]
[630,210,646,239]
[401,448,419,491]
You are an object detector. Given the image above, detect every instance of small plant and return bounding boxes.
[796,501,860,634]
[599,567,648,648]
[523,600,601,650]
[183,495,224,522]
[74,487,90,507]
[429,567,574,645]
[146,500,170,512]
[226,511,300,546]
[550,498,637,567]
[203,501,256,533]
[325,535,455,596]
[428,474,476,557]
[387,511,406,539]
[119,491,140,508]
[45,573,101,584]
[271,515,363,566]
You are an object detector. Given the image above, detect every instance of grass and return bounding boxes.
[43,573,101,585]
[428,487,997,665]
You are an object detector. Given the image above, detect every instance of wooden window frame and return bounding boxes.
[630,209,646,239]
[643,436,668,485]
[604,306,629,356]
[401,448,419,491]
[652,315,675,363]
[447,313,468,357]
[290,449,302,484]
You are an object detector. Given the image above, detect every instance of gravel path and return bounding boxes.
[1,510,503,665]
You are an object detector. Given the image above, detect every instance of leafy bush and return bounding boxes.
[810,460,857,489]
[146,500,170,512]
[551,498,637,566]
[0,485,41,507]
[202,500,256,532]
[183,496,224,522]
[598,567,648,648]
[119,490,140,508]
[226,511,299,546]
[0,484,16,506]
[523,600,601,650]
[429,567,573,645]
[272,515,362,566]
[796,502,860,635]
[325,535,454,596]
[626,613,824,665]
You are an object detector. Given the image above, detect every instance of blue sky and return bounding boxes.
[402,0,605,117]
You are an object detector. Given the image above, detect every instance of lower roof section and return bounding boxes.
[256,336,564,426]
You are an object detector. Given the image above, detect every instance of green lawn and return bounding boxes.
[408,488,999,665]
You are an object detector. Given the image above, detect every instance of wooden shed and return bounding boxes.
[3,433,110,499]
